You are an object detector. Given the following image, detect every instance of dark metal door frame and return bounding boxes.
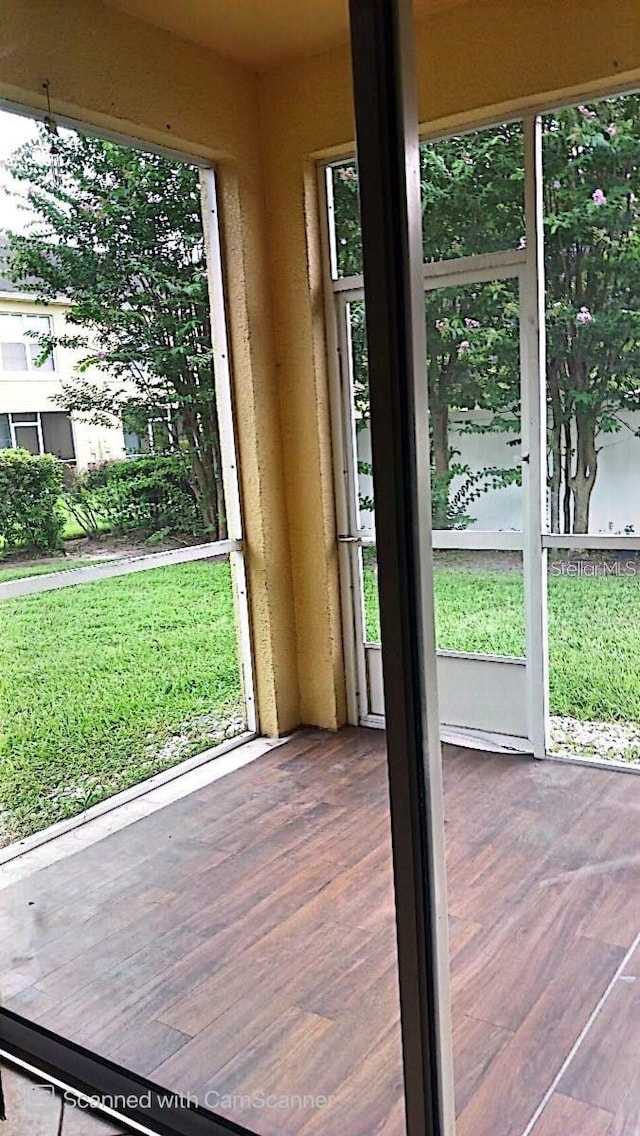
[348,0,454,1133]
[0,1009,253,1136]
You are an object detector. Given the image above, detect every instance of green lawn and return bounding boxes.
[364,566,640,724]
[0,560,242,844]
[4,557,639,846]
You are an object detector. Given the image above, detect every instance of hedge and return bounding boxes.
[0,448,65,554]
[82,454,205,538]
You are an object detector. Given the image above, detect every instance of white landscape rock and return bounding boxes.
[550,715,640,764]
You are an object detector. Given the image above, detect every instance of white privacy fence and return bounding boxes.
[357,409,640,537]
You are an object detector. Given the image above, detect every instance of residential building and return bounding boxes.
[0,256,129,468]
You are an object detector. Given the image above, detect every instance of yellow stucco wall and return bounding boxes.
[0,0,638,734]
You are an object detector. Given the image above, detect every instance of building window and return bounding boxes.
[0,410,75,460]
[41,412,76,460]
[122,406,179,456]
[0,313,55,373]
[0,413,11,449]
[12,411,41,454]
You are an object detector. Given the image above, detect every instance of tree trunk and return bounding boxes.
[208,421,228,540]
[431,400,450,529]
[190,448,220,538]
[548,372,562,534]
[562,418,572,535]
[570,412,597,534]
[180,400,225,539]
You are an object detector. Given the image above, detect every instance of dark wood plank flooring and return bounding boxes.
[1,727,639,1136]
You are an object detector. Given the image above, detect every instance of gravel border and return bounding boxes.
[550,715,640,765]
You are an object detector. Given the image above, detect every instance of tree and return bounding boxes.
[332,122,524,528]
[424,279,521,528]
[543,98,640,533]
[420,125,524,527]
[333,98,640,534]
[5,129,226,538]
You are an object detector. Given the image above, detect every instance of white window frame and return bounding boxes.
[0,160,258,742]
[319,114,549,758]
[0,312,56,374]
[123,404,179,457]
[4,409,44,452]
[2,409,76,461]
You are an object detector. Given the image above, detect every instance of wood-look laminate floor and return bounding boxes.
[1,727,639,1136]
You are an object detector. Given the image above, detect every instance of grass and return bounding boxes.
[0,560,242,844]
[4,555,639,845]
[363,566,640,724]
[61,499,111,540]
[0,559,98,583]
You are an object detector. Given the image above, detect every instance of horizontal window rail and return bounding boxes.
[432,530,523,550]
[422,247,526,281]
[364,640,526,665]
[0,539,241,601]
[331,247,527,294]
[350,530,524,550]
[350,531,640,552]
[542,533,640,550]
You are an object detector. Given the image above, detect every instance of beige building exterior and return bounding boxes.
[0,284,128,468]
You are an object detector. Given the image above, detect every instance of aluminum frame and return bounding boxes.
[331,259,541,741]
[323,97,640,764]
[321,117,550,758]
[347,0,454,1130]
[0,1010,255,1136]
[0,169,257,736]
[0,539,241,599]
[520,115,550,758]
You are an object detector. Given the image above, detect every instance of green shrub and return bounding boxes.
[85,454,205,538]
[0,448,65,554]
[63,470,105,537]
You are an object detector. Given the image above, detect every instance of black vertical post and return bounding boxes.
[347,2,454,1134]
